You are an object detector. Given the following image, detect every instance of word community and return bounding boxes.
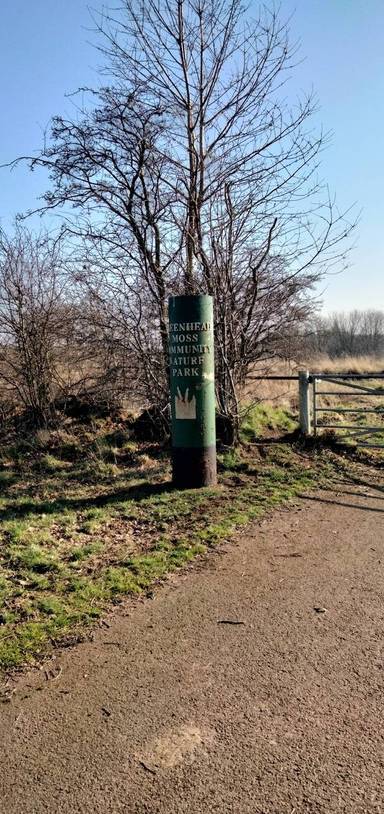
[169,322,212,378]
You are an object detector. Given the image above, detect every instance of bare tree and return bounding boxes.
[360,310,384,356]
[306,310,384,359]
[11,0,356,439]
[0,228,70,425]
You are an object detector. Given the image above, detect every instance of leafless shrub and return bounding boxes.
[0,228,71,425]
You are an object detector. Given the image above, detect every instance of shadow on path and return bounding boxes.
[320,487,384,501]
[299,493,384,514]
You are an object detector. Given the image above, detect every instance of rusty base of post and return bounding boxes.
[172,446,217,489]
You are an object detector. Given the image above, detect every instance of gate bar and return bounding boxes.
[316,407,384,413]
[313,390,384,397]
[313,376,384,394]
[312,373,384,379]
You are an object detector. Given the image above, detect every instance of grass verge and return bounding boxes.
[0,418,351,673]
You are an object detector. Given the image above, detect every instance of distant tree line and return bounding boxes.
[305,311,384,359]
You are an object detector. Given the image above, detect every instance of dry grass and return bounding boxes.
[307,355,384,375]
[245,355,384,412]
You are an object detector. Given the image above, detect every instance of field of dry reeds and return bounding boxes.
[245,355,384,412]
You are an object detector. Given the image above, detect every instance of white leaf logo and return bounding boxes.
[175,387,196,419]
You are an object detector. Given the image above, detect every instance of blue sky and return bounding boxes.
[0,0,382,313]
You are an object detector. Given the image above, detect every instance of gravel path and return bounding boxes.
[1,466,384,813]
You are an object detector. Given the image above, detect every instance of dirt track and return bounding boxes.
[1,466,384,813]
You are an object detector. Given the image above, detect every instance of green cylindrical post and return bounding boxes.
[169,294,217,488]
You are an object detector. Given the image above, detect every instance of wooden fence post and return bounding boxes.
[299,370,312,436]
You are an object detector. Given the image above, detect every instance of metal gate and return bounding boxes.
[308,373,384,449]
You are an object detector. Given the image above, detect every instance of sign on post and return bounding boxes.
[168,294,217,488]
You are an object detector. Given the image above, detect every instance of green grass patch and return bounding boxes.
[68,540,104,562]
[241,404,297,442]
[33,454,70,474]
[6,544,61,573]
